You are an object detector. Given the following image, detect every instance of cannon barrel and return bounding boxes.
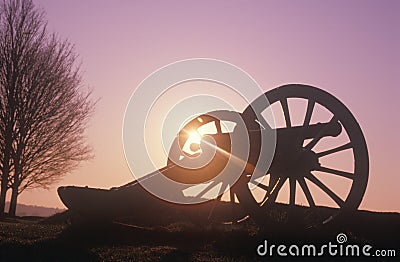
[275,120,342,140]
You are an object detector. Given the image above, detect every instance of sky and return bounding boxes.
[17,0,399,212]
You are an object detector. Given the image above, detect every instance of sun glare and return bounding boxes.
[185,131,201,153]
[188,131,202,143]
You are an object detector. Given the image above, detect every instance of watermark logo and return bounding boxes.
[257,233,396,257]
[336,233,347,244]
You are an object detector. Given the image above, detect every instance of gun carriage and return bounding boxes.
[58,84,368,228]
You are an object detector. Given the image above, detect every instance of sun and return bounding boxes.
[187,131,202,153]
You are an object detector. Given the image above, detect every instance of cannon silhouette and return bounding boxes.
[58,84,368,228]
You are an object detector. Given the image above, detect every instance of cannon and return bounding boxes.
[58,84,368,228]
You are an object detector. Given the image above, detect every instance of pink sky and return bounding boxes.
[18,0,399,212]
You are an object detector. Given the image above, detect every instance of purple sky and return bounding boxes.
[19,0,399,212]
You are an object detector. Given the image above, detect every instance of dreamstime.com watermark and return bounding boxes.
[257,233,396,258]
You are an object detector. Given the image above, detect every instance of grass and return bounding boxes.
[0,208,399,261]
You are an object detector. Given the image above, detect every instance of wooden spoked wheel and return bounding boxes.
[166,110,251,224]
[239,84,369,228]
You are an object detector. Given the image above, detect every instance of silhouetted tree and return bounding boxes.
[0,0,94,216]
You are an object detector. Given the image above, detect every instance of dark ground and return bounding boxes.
[0,209,398,261]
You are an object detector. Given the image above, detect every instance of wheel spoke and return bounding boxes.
[316,166,354,179]
[256,182,270,192]
[305,116,337,150]
[280,98,291,128]
[230,190,238,222]
[256,113,271,130]
[317,142,353,157]
[207,182,228,220]
[289,178,296,206]
[217,182,228,200]
[303,99,315,126]
[230,188,235,203]
[249,180,270,192]
[298,177,315,207]
[261,177,286,205]
[306,173,344,207]
[195,180,219,198]
[215,120,222,133]
[270,177,285,197]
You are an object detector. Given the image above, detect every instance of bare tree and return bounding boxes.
[0,0,95,216]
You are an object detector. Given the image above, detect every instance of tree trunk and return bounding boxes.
[0,154,11,217]
[0,178,8,217]
[0,101,15,217]
[8,184,18,217]
[9,160,22,217]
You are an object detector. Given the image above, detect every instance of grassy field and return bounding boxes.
[0,209,398,261]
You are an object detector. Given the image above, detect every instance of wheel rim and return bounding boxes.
[239,84,369,227]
